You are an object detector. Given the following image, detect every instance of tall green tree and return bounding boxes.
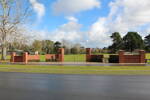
[109,32,123,53]
[123,32,144,52]
[54,41,62,53]
[42,40,54,54]
[144,34,150,52]
[32,40,42,52]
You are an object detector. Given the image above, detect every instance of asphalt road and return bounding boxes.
[0,72,150,100]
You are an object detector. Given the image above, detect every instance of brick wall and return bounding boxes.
[28,55,40,62]
[58,48,64,62]
[86,48,91,62]
[119,50,145,63]
[86,48,103,62]
[45,54,56,61]
[11,52,40,64]
[45,48,64,62]
[14,56,23,62]
[11,48,65,64]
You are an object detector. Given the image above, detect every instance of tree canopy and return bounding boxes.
[109,32,123,53]
[123,32,144,52]
[144,34,150,52]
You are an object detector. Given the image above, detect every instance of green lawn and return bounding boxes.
[146,53,150,63]
[64,54,86,62]
[40,55,45,62]
[0,55,10,60]
[146,53,150,59]
[39,54,86,62]
[0,65,150,75]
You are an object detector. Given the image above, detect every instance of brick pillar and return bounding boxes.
[10,52,16,62]
[58,48,64,62]
[119,50,125,63]
[86,48,92,62]
[23,52,28,64]
[139,50,145,63]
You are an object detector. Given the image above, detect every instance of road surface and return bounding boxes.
[0,72,150,100]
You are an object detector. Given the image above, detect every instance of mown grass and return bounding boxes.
[0,65,150,75]
[39,54,86,62]
[146,53,150,63]
[146,53,150,59]
[64,54,86,62]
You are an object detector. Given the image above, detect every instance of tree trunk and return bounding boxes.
[1,46,7,60]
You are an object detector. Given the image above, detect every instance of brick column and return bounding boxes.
[58,48,64,62]
[86,48,92,62]
[139,50,145,63]
[23,52,28,64]
[10,52,16,62]
[119,50,125,63]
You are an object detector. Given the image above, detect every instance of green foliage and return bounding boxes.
[42,40,54,54]
[144,34,150,52]
[71,47,80,54]
[54,41,62,53]
[32,40,42,52]
[123,32,144,52]
[109,32,123,53]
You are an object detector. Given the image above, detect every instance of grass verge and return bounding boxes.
[0,65,150,75]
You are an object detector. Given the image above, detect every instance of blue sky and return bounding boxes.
[29,0,150,48]
[32,0,110,31]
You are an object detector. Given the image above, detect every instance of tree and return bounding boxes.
[8,32,30,52]
[0,0,31,60]
[61,39,72,54]
[109,32,123,53]
[123,32,144,52]
[70,47,78,54]
[42,40,54,54]
[144,34,150,52]
[32,40,42,52]
[54,41,62,53]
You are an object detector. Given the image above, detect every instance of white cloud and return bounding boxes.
[66,16,78,22]
[23,17,84,44]
[29,0,150,48]
[52,0,100,15]
[50,19,84,42]
[88,18,111,47]
[87,0,150,47]
[109,0,150,27]
[29,0,45,19]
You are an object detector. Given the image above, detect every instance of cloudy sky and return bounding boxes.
[28,0,150,48]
